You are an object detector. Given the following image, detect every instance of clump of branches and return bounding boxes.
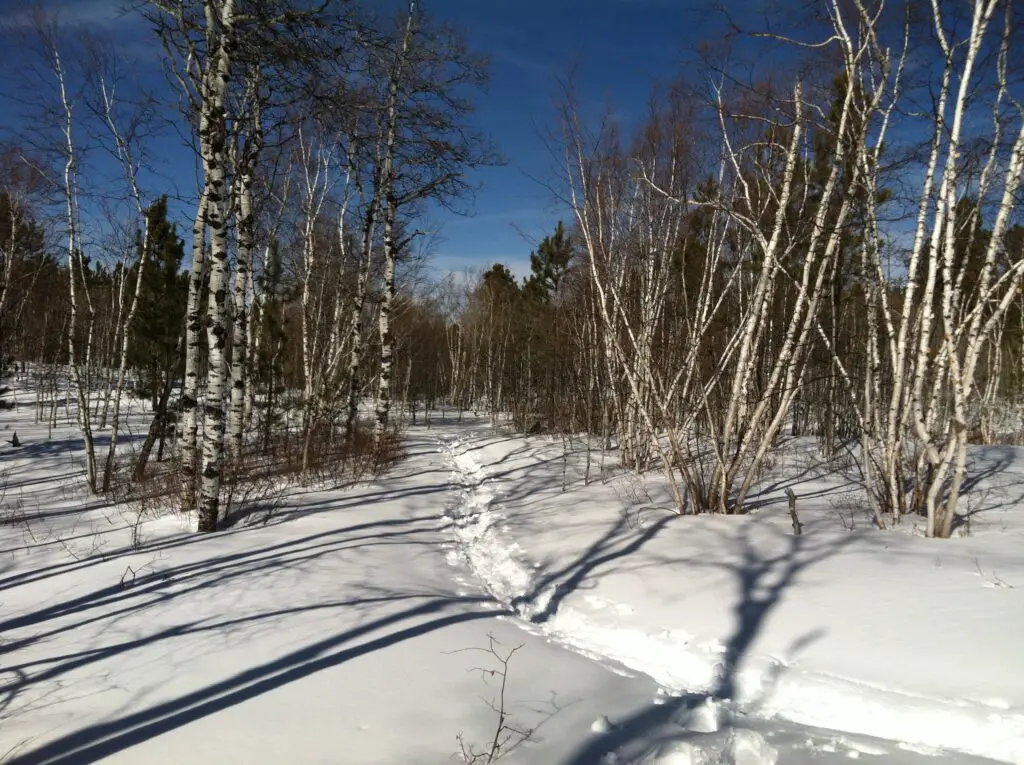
[451,634,535,764]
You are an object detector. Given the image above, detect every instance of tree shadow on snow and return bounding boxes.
[3,597,496,765]
[510,512,674,624]
[0,512,501,765]
[0,514,453,644]
[953,446,1024,523]
[557,521,856,765]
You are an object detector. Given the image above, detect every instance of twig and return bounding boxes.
[120,564,136,589]
[786,488,802,535]
[448,633,534,763]
[975,558,1015,588]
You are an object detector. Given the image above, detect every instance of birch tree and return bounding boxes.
[894,0,1024,537]
[147,0,348,529]
[83,41,161,492]
[368,0,493,443]
[743,0,1023,536]
[227,68,263,460]
[40,21,100,492]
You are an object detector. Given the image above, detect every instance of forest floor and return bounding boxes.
[1,394,1023,764]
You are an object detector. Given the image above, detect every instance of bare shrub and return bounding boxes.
[107,454,192,544]
[0,491,37,528]
[106,419,406,533]
[269,421,405,487]
[450,634,535,764]
[218,451,288,529]
[828,494,877,532]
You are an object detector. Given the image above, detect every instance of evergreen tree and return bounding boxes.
[130,197,188,479]
[523,221,573,302]
[0,188,47,362]
[129,197,188,404]
[254,238,289,450]
[481,263,519,298]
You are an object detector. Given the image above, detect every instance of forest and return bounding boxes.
[1,0,1022,542]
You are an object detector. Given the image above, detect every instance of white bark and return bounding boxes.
[95,73,154,493]
[197,0,236,532]
[373,0,417,441]
[181,189,209,502]
[227,80,261,461]
[376,198,398,438]
[50,39,98,492]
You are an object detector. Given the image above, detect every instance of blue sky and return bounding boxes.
[421,0,722,278]
[0,0,745,280]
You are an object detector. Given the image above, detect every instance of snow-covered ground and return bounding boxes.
[1,396,1022,764]
[440,424,1024,764]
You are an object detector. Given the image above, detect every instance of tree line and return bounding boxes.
[1,0,1022,538]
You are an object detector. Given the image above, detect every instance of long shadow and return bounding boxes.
[0,514,447,641]
[960,447,1017,493]
[0,479,454,595]
[2,593,435,689]
[269,480,452,521]
[5,429,149,463]
[447,434,676,624]
[0,494,499,765]
[4,595,497,765]
[451,435,520,457]
[743,457,862,512]
[558,521,856,765]
[511,513,674,624]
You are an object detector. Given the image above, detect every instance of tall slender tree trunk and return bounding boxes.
[343,210,377,442]
[181,190,209,506]
[228,109,260,461]
[134,351,179,482]
[52,43,98,493]
[102,220,152,492]
[376,198,398,440]
[197,0,236,532]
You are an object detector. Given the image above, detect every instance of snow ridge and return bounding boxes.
[439,433,1024,765]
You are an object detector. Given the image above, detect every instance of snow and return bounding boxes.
[1,397,1023,764]
[439,425,1024,764]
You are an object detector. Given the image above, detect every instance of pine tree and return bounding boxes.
[254,238,289,451]
[129,197,187,404]
[130,197,188,480]
[523,221,573,302]
[0,186,46,366]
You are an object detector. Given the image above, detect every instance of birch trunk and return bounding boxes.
[376,197,397,439]
[101,221,151,492]
[97,72,156,493]
[51,42,98,492]
[343,193,378,442]
[228,96,260,461]
[181,190,208,506]
[373,2,416,441]
[197,0,236,533]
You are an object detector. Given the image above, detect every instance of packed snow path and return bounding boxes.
[439,425,1024,765]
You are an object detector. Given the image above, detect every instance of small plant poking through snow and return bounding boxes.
[450,634,535,763]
